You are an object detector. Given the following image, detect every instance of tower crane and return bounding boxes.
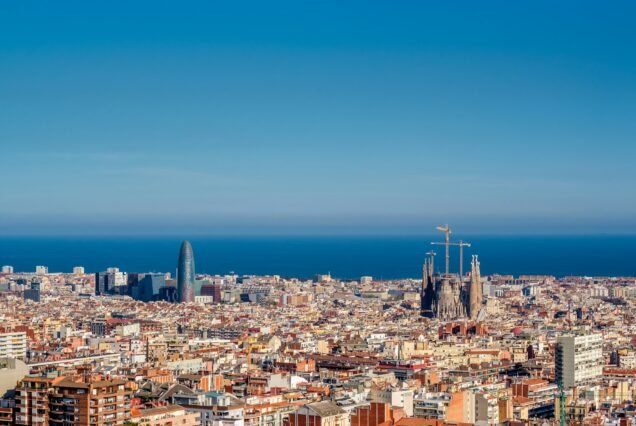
[432,225,451,277]
[456,240,471,278]
[431,225,471,277]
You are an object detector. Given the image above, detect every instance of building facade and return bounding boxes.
[15,374,132,426]
[555,333,603,388]
[177,240,196,303]
[95,268,128,296]
[0,331,27,359]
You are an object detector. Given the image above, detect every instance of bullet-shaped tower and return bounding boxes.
[177,240,195,303]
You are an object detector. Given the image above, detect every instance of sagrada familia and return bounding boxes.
[421,226,483,321]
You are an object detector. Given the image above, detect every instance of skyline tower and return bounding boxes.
[177,240,195,303]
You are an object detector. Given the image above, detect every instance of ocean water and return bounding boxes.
[0,235,635,279]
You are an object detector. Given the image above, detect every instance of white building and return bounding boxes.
[196,295,215,304]
[589,286,609,298]
[619,351,636,368]
[556,333,603,388]
[35,265,48,274]
[371,388,414,416]
[73,266,85,275]
[413,392,451,419]
[0,331,27,359]
[167,357,204,374]
[172,392,245,426]
[96,267,128,294]
[1,265,13,274]
[115,322,140,337]
[106,267,127,287]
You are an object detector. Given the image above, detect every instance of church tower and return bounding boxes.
[421,258,435,313]
[468,255,482,319]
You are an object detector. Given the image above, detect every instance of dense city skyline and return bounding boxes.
[3,3,636,426]
[2,1,636,235]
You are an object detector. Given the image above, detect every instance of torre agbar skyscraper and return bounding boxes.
[177,240,195,303]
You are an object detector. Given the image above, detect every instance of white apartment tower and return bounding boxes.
[555,333,603,388]
[0,331,27,359]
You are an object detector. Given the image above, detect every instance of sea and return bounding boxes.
[0,235,635,279]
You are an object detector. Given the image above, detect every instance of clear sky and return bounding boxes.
[1,1,635,235]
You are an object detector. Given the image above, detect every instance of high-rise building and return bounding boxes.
[129,272,166,302]
[95,272,107,295]
[177,241,195,303]
[35,265,48,275]
[24,281,41,303]
[158,286,178,302]
[72,266,85,275]
[95,267,128,295]
[201,283,223,303]
[555,333,603,388]
[1,265,13,274]
[0,331,27,359]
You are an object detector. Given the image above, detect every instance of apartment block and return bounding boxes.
[0,331,27,359]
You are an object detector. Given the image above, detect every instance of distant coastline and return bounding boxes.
[0,235,635,279]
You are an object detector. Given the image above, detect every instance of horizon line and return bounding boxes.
[2,232,636,238]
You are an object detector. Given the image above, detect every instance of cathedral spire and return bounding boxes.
[468,255,482,319]
[422,259,429,291]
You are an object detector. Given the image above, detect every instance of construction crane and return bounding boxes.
[432,225,451,276]
[431,226,471,277]
[456,240,471,278]
[558,382,566,426]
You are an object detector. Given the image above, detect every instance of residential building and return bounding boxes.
[289,401,350,426]
[555,333,603,388]
[0,332,27,359]
[130,404,200,426]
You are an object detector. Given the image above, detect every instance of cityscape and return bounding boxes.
[1,226,636,426]
[3,1,636,426]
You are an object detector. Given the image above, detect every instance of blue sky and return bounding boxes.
[1,1,635,235]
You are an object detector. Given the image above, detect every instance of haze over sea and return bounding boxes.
[0,235,635,279]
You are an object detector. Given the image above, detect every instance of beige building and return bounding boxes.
[289,401,350,426]
[131,404,200,426]
[0,357,29,397]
